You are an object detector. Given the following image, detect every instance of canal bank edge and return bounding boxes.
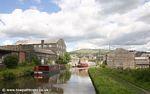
[88,68,99,94]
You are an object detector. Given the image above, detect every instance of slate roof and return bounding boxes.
[15,39,60,45]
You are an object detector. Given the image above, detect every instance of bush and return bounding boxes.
[99,64,106,68]
[2,71,16,80]
[3,55,18,68]
[0,64,6,71]
[23,69,33,76]
[56,52,71,64]
[19,61,28,66]
[32,56,41,65]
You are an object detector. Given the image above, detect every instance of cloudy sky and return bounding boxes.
[0,0,150,51]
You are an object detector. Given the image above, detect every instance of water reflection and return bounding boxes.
[58,71,71,84]
[0,68,95,94]
[0,77,37,94]
[54,68,95,94]
[0,70,71,94]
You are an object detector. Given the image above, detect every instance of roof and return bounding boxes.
[34,48,55,55]
[109,48,130,55]
[15,39,61,45]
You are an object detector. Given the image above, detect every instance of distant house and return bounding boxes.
[85,54,96,60]
[79,56,89,63]
[141,53,150,57]
[135,57,150,69]
[15,39,66,56]
[0,38,66,65]
[107,48,150,69]
[69,55,79,66]
[107,48,135,69]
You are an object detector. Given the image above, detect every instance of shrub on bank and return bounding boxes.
[19,61,28,66]
[2,71,16,80]
[32,56,41,65]
[56,52,71,64]
[23,69,33,76]
[0,64,6,71]
[0,65,34,80]
[3,55,18,68]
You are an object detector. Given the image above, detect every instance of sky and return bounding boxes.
[0,0,150,52]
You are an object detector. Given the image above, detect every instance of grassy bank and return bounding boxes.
[0,65,34,80]
[89,67,146,94]
[109,68,150,91]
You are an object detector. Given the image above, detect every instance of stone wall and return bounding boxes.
[107,48,135,69]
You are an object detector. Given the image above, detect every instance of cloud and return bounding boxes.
[97,0,144,14]
[0,0,150,51]
[75,41,98,49]
[109,21,150,45]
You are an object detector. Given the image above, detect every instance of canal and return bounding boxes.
[0,68,95,94]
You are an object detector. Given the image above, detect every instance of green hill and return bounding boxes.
[69,49,109,55]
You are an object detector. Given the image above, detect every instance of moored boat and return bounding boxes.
[77,63,88,67]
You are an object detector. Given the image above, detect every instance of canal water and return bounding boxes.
[0,68,95,94]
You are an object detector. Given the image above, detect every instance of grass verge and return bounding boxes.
[0,65,33,80]
[88,67,146,94]
[110,68,150,91]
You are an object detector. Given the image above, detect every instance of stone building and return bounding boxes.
[79,56,89,63]
[0,45,33,63]
[107,48,150,69]
[16,38,66,56]
[69,55,79,66]
[0,38,66,65]
[16,38,66,64]
[107,48,135,69]
[135,57,150,68]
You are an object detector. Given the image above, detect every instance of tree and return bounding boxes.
[56,52,71,64]
[32,56,41,65]
[3,55,18,68]
[64,52,71,62]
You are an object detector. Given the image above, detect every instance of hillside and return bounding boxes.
[69,49,110,55]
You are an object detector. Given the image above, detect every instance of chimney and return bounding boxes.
[41,40,44,48]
